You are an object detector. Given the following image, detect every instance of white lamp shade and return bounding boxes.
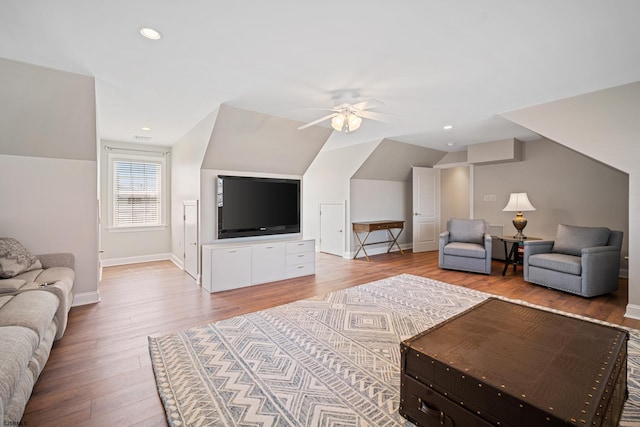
[503,192,536,212]
[331,114,345,131]
[347,114,362,131]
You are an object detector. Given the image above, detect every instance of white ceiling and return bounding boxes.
[1,1,639,152]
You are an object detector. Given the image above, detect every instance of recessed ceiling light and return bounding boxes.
[140,27,162,40]
[141,127,152,131]
[443,125,453,130]
[447,142,455,146]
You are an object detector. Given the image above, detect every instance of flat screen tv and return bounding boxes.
[217,175,301,239]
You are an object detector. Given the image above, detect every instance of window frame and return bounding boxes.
[107,152,167,232]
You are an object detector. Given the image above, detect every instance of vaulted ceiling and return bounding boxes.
[0,1,639,152]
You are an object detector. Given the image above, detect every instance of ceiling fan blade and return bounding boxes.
[297,112,339,130]
[351,98,384,111]
[357,110,389,122]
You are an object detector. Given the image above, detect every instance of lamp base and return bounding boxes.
[512,212,528,239]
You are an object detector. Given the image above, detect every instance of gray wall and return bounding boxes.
[474,138,629,267]
[0,58,99,304]
[500,82,638,317]
[350,179,412,253]
[440,166,471,229]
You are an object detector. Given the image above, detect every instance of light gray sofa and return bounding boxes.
[0,250,75,424]
[439,218,492,275]
[523,224,623,297]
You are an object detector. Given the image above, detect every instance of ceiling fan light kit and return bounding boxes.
[297,91,384,133]
[331,111,362,133]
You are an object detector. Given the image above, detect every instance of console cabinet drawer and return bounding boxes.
[286,252,314,266]
[286,262,315,279]
[286,240,314,255]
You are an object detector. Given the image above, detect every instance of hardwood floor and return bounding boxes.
[22,250,639,426]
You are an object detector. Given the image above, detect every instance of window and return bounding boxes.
[108,153,166,230]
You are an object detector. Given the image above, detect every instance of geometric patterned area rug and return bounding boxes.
[148,274,640,426]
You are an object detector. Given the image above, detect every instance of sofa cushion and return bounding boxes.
[0,292,58,340]
[529,253,582,276]
[0,279,27,294]
[443,242,487,259]
[0,326,39,419]
[552,224,611,257]
[32,267,74,287]
[0,238,42,279]
[448,219,485,245]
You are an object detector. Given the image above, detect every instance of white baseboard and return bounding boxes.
[170,253,184,270]
[101,253,173,267]
[625,303,640,320]
[349,243,412,259]
[72,291,101,307]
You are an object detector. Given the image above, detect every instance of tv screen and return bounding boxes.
[217,175,301,239]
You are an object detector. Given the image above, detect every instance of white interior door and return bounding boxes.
[320,201,345,257]
[412,167,440,252]
[183,200,198,279]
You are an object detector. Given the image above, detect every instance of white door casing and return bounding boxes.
[412,167,440,252]
[320,201,345,257]
[183,200,198,280]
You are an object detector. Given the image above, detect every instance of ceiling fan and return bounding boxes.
[297,92,386,133]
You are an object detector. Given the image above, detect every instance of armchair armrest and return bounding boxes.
[582,246,620,255]
[523,240,554,255]
[483,233,492,272]
[522,240,554,281]
[36,253,75,270]
[581,246,621,297]
[438,231,450,266]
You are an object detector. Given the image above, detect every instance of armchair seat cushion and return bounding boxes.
[529,253,581,276]
[443,242,487,259]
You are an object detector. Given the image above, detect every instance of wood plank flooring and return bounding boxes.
[21,250,640,426]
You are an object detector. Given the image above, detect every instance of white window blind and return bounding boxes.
[112,160,162,227]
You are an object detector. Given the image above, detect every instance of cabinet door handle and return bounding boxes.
[228,250,237,253]
[297,254,304,258]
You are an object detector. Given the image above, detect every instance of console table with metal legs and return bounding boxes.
[352,220,405,262]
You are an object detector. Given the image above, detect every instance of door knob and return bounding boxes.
[414,212,420,216]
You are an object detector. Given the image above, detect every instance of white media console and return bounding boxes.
[201,238,315,293]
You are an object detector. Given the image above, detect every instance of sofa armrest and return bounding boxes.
[36,253,75,270]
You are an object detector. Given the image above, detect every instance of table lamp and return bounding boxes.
[502,192,536,239]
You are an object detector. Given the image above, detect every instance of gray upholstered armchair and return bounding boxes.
[523,224,623,297]
[439,218,492,274]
